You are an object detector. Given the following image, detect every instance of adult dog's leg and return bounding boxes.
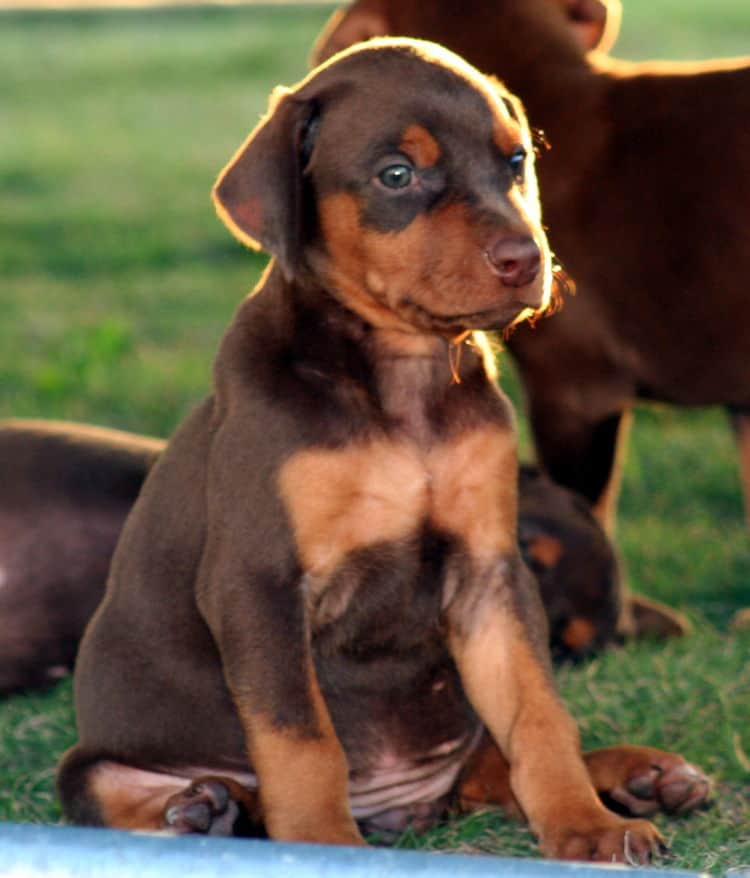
[728,406,750,530]
[528,403,630,536]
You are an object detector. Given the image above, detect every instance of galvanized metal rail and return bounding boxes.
[0,822,721,878]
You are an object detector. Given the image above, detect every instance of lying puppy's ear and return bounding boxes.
[212,88,320,281]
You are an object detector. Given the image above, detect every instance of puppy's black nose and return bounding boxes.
[485,235,541,287]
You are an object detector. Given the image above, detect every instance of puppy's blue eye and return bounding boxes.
[508,147,526,183]
[378,164,413,189]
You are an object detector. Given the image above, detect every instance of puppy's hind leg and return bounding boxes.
[58,752,262,836]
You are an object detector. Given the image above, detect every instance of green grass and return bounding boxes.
[1,1,749,872]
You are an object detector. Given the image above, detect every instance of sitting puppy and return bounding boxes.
[0,421,624,695]
[57,40,708,860]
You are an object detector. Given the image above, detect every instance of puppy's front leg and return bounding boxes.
[196,429,363,846]
[444,558,662,862]
[198,556,362,845]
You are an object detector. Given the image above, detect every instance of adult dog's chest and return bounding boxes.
[277,344,518,633]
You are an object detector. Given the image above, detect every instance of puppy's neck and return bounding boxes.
[367,328,484,446]
[279,277,492,445]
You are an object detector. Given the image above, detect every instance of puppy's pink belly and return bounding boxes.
[349,728,481,832]
[167,728,482,835]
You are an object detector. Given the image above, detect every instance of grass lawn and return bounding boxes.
[1,1,748,871]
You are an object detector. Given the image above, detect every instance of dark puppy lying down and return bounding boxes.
[0,419,625,695]
[55,40,708,860]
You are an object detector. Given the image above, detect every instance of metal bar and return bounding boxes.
[0,822,710,878]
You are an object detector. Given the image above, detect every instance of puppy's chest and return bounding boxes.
[277,362,518,628]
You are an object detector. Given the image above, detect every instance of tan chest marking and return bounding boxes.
[278,440,429,579]
[430,426,518,560]
[278,424,517,580]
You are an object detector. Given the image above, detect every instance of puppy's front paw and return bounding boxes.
[544,816,666,864]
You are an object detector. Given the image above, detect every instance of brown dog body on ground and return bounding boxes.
[0,422,161,694]
[314,0,750,534]
[0,420,623,694]
[57,40,708,860]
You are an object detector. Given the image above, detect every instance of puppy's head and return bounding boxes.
[213,39,552,335]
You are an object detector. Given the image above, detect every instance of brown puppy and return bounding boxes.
[314,1,750,531]
[0,421,622,695]
[0,421,161,694]
[57,41,708,860]
[518,464,621,659]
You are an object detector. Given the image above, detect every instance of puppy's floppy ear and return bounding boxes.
[212,87,319,281]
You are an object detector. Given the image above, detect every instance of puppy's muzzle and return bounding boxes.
[485,235,541,291]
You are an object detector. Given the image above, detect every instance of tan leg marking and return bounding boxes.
[87,763,198,830]
[592,408,632,536]
[238,662,363,845]
[447,608,662,859]
[448,610,598,835]
[456,732,523,819]
[458,739,710,823]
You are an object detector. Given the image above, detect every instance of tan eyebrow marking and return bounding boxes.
[399,124,442,168]
[493,117,524,158]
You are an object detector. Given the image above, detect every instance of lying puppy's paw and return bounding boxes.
[629,594,693,638]
[544,816,666,864]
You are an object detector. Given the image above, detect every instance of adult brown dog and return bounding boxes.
[57,40,708,860]
[0,420,621,695]
[314,0,750,535]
